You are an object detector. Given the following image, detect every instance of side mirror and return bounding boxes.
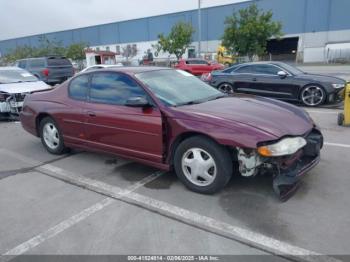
[125,96,151,107]
[277,71,287,78]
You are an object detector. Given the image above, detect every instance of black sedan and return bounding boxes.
[203,61,346,106]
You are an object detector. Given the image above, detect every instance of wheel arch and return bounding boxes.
[167,131,230,166]
[35,113,54,137]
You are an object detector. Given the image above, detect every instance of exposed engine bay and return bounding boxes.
[235,129,323,201]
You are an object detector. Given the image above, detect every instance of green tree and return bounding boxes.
[222,4,283,60]
[35,35,66,57]
[2,36,67,63]
[2,45,36,64]
[154,21,195,60]
[2,37,88,64]
[65,42,87,61]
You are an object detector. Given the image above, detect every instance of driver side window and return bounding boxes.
[251,65,280,75]
[89,72,147,106]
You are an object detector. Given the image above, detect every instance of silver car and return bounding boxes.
[0,67,50,119]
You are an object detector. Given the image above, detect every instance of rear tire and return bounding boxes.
[39,117,66,155]
[174,136,232,194]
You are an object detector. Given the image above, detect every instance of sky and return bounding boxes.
[0,0,250,41]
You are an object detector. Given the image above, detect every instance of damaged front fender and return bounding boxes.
[235,129,323,201]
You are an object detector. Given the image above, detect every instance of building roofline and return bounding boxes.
[0,0,255,42]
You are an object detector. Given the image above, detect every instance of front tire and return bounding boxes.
[300,85,326,107]
[40,117,66,155]
[174,136,232,194]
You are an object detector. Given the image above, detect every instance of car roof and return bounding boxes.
[182,58,207,61]
[0,66,23,71]
[88,66,171,74]
[17,56,67,61]
[236,61,287,67]
[88,64,121,68]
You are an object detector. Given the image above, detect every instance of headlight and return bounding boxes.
[257,137,307,157]
[332,83,345,89]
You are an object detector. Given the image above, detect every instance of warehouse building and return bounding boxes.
[0,0,349,64]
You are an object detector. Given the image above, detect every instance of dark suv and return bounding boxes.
[16,56,74,85]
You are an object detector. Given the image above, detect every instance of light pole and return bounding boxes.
[198,0,201,58]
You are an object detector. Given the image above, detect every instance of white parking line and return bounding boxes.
[0,149,340,262]
[324,142,350,148]
[3,198,114,257]
[0,149,164,259]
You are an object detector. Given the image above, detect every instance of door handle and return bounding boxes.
[252,77,257,81]
[87,111,96,117]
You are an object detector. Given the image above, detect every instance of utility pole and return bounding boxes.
[198,0,201,58]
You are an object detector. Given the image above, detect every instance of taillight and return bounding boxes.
[201,73,212,82]
[42,68,49,76]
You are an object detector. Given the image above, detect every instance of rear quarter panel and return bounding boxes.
[20,83,75,137]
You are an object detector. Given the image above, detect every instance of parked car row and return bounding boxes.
[0,58,346,122]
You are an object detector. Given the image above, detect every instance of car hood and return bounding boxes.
[0,81,50,94]
[295,73,345,83]
[171,95,313,138]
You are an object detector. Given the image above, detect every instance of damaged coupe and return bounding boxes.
[19,67,323,200]
[0,67,50,119]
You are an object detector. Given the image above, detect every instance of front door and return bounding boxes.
[60,74,89,145]
[248,64,297,99]
[84,72,163,163]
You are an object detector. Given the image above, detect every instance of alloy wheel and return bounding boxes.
[301,86,324,106]
[43,122,60,150]
[218,83,234,94]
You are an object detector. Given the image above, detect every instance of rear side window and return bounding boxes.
[47,57,72,66]
[29,59,45,68]
[223,65,239,73]
[186,60,208,65]
[69,75,89,101]
[90,72,146,105]
[235,65,252,73]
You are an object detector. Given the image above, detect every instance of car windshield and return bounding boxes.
[135,69,225,106]
[0,69,38,84]
[280,63,304,75]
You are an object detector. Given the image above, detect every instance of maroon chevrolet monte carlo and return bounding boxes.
[20,67,323,200]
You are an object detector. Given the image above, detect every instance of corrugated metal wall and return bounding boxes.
[0,0,349,55]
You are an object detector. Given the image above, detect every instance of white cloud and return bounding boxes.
[0,0,250,40]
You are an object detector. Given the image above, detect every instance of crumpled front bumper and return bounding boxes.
[0,93,26,115]
[270,129,323,201]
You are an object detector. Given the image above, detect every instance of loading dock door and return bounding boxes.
[266,37,299,61]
